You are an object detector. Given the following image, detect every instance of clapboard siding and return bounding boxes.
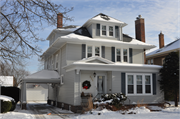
[105,47,111,61]
[66,43,81,65]
[111,71,121,93]
[132,49,144,64]
[107,71,112,93]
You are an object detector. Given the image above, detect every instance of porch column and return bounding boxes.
[21,81,27,109]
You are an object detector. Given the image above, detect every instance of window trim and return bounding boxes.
[126,73,153,96]
[86,45,101,58]
[100,24,115,37]
[115,47,129,63]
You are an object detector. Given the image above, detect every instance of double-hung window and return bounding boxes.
[116,49,121,62]
[127,75,134,94]
[87,46,92,57]
[95,47,100,56]
[123,49,128,62]
[109,26,113,36]
[126,73,152,95]
[102,25,106,35]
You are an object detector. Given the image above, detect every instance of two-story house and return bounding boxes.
[146,32,180,66]
[41,13,163,112]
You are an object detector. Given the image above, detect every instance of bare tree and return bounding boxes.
[0,62,30,87]
[0,0,73,67]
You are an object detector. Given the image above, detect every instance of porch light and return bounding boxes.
[93,72,96,77]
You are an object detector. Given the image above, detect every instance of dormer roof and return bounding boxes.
[82,13,127,27]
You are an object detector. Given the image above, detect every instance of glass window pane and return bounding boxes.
[102,26,106,31]
[128,75,133,85]
[146,85,151,93]
[136,75,142,85]
[128,85,134,94]
[109,32,113,36]
[123,49,127,56]
[116,49,121,55]
[95,47,99,54]
[88,46,92,53]
[109,26,113,32]
[102,31,106,35]
[137,85,142,93]
[88,53,92,57]
[117,56,121,62]
[145,76,151,84]
[124,56,127,62]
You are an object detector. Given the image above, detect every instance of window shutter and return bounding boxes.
[102,46,105,58]
[111,47,115,62]
[121,73,126,95]
[115,26,119,38]
[153,73,156,95]
[82,44,86,59]
[96,24,100,36]
[129,48,133,63]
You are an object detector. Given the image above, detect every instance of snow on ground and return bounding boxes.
[0,103,35,119]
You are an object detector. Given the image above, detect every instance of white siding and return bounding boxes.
[111,71,121,93]
[66,43,81,65]
[133,49,144,64]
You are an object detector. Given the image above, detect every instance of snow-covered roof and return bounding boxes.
[61,33,155,49]
[83,13,127,27]
[63,56,161,73]
[23,70,60,83]
[146,39,180,57]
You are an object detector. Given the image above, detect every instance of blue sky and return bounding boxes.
[27,0,180,74]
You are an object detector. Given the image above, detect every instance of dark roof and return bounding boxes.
[74,27,92,38]
[123,34,133,42]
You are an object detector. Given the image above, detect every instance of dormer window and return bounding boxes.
[102,25,106,35]
[109,26,113,36]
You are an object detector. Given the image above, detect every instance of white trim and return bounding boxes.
[115,47,129,63]
[126,73,153,96]
[86,45,101,58]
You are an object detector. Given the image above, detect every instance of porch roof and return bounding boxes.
[63,57,162,73]
[22,70,60,83]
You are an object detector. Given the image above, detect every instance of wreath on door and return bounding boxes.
[82,80,91,90]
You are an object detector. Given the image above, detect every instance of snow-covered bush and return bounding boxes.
[0,95,16,113]
[94,93,127,108]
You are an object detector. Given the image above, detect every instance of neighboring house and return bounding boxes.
[0,76,14,87]
[146,32,180,65]
[40,13,163,112]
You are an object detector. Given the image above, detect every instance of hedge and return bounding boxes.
[0,100,12,113]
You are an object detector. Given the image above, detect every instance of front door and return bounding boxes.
[97,76,105,94]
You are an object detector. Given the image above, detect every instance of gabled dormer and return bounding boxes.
[82,13,127,41]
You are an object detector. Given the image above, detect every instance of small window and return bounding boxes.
[109,26,113,36]
[102,25,106,35]
[123,49,128,62]
[151,59,153,65]
[136,75,143,94]
[116,49,121,62]
[95,47,100,56]
[145,75,151,93]
[96,24,100,36]
[56,54,58,69]
[128,75,134,94]
[115,26,119,38]
[87,46,92,57]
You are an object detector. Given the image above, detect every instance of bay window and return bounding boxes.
[126,73,152,95]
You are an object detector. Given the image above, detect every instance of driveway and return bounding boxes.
[26,101,77,119]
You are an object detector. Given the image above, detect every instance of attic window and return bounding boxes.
[100,14,110,20]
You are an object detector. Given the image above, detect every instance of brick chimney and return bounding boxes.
[57,13,63,28]
[135,15,145,42]
[159,31,164,49]
[135,15,146,64]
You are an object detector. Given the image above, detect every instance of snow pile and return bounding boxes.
[120,106,151,114]
[147,106,162,111]
[94,99,113,105]
[162,107,180,113]
[0,95,14,101]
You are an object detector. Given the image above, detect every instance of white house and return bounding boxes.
[21,13,164,112]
